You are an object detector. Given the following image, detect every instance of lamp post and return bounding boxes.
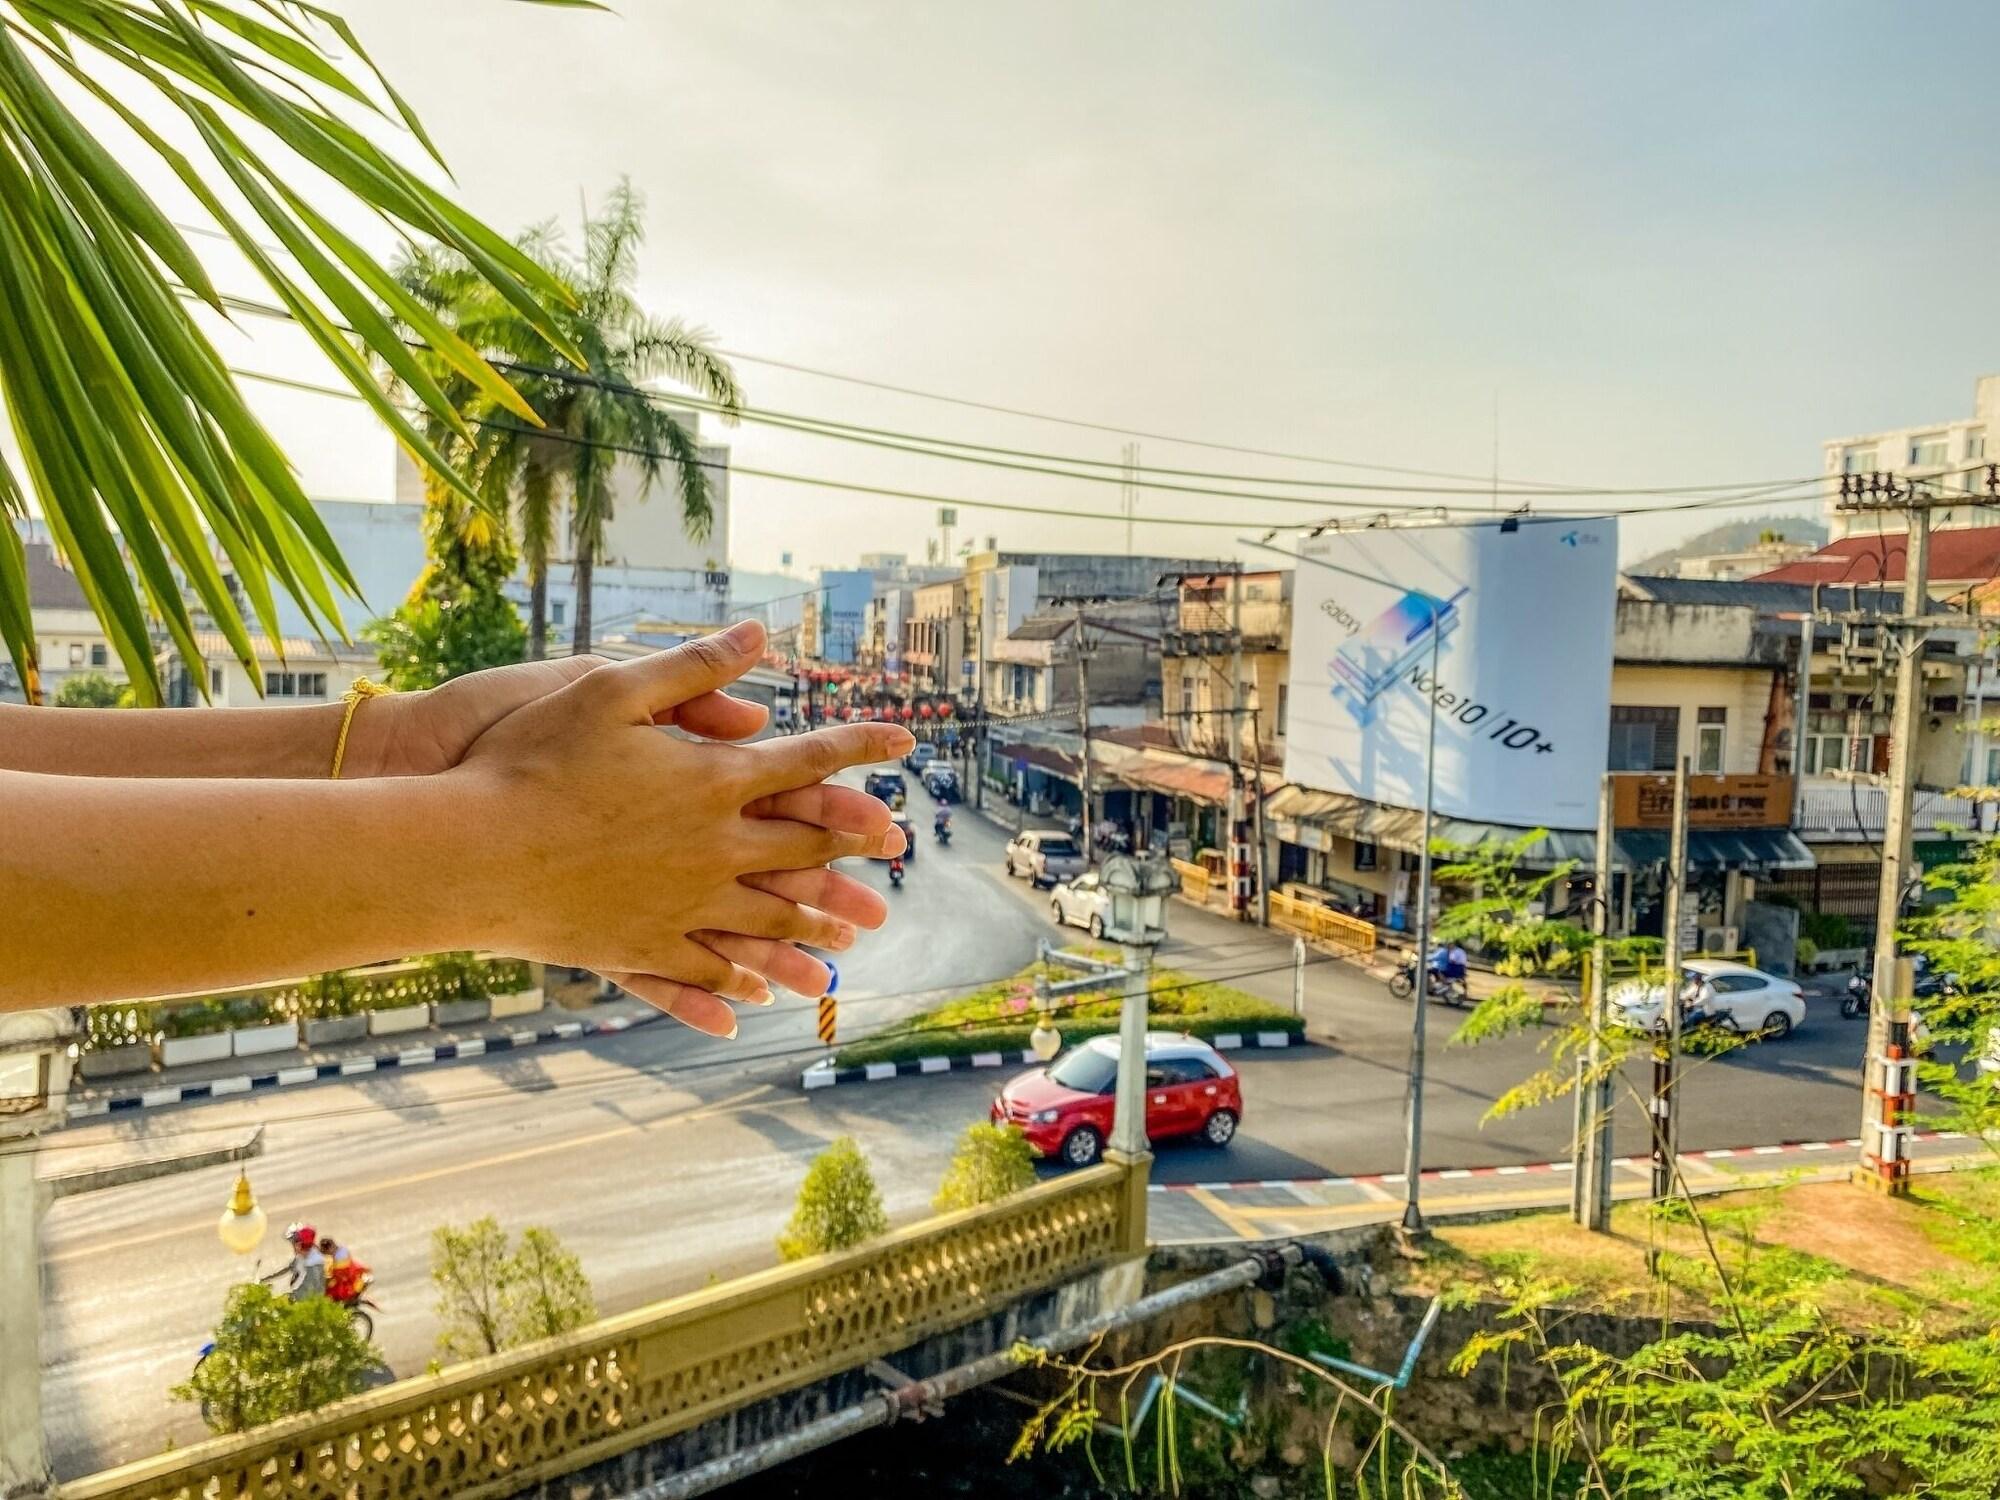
[1097,854,1177,1253]
[1,1007,75,1499]
[1241,534,1446,1234]
[218,1171,268,1257]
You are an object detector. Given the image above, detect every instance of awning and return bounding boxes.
[1265,784,1594,864]
[1613,828,1815,874]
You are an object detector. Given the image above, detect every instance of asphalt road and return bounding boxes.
[35,783,1901,1479]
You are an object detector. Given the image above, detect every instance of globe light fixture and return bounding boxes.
[217,1170,267,1255]
[1029,1003,1062,1062]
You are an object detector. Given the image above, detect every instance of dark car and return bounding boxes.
[922,763,960,802]
[863,772,907,804]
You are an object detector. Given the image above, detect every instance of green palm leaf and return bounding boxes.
[0,0,589,703]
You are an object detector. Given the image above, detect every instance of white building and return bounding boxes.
[1823,374,1996,538]
[274,498,427,639]
[2,541,119,703]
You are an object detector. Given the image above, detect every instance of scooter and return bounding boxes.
[1841,973,1869,1019]
[888,857,905,889]
[934,819,952,847]
[1387,954,1468,1007]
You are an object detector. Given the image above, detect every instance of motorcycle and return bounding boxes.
[1842,959,1954,1018]
[1841,973,1869,1019]
[1387,954,1468,1007]
[888,857,905,889]
[934,819,952,847]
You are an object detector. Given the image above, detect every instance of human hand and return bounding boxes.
[454,621,913,1037]
[345,653,773,777]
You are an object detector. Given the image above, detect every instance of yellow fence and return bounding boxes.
[1171,857,1214,904]
[1268,890,1377,958]
[61,1164,1140,1500]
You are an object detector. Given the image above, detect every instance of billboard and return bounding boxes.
[1282,520,1617,831]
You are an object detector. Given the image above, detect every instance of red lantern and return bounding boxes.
[939,700,956,718]
[841,705,855,721]
[918,702,934,719]
[901,704,914,720]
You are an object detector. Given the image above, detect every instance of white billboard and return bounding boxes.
[1281,519,1617,831]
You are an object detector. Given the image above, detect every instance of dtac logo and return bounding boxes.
[1559,530,1600,548]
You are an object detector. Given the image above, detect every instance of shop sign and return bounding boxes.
[1612,773,1793,830]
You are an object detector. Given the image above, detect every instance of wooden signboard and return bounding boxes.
[1611,773,1793,830]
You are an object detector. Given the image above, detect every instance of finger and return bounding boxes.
[744,784,893,838]
[713,886,856,949]
[740,819,895,869]
[602,972,740,1039]
[598,620,765,722]
[670,690,769,742]
[695,933,834,998]
[741,868,888,930]
[743,723,914,798]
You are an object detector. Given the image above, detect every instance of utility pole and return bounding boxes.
[1647,758,1690,1271]
[1843,472,1943,1194]
[1573,773,1616,1230]
[1227,564,1251,921]
[1075,602,1093,856]
[1120,443,1139,557]
[1399,599,1446,1235]
[1250,706,1271,926]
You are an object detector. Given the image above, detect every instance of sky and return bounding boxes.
[114,1,2000,575]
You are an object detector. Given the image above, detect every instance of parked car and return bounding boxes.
[1050,872,1112,937]
[1005,829,1088,888]
[1610,958,1806,1039]
[922,762,960,802]
[863,771,907,805]
[904,743,937,775]
[991,1033,1242,1167]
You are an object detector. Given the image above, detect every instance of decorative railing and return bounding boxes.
[59,1162,1140,1500]
[1267,890,1377,957]
[1171,857,1214,904]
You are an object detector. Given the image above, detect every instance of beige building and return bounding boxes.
[904,577,968,697]
[1822,373,1996,539]
[7,541,120,703]
[1161,569,1292,764]
[165,632,377,708]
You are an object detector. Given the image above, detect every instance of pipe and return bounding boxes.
[623,1247,1307,1500]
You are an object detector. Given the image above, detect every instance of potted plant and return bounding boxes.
[158,999,234,1068]
[77,1003,158,1079]
[364,970,433,1036]
[487,959,546,1019]
[228,992,298,1059]
[299,971,367,1047]
[426,951,493,1028]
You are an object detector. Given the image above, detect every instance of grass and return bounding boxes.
[1399,1174,1996,1331]
[832,955,1302,1067]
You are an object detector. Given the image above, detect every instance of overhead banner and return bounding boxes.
[1282,520,1617,831]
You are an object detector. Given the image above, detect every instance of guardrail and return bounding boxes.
[1267,890,1377,957]
[1171,857,1214,904]
[60,1162,1141,1500]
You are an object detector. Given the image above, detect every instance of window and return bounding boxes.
[1804,732,1871,774]
[1608,705,1679,771]
[1988,747,2000,785]
[263,671,329,699]
[1353,840,1378,872]
[1695,706,1726,774]
[68,642,84,666]
[209,666,224,696]
[552,600,567,626]
[1969,429,1987,461]
[1277,683,1289,736]
[89,643,107,667]
[1911,434,1949,468]
[1842,446,1877,474]
[1180,675,1196,723]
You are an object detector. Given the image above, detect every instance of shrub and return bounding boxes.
[503,1227,595,1345]
[778,1137,888,1261]
[430,1217,596,1358]
[81,1002,158,1052]
[933,1123,1037,1212]
[296,970,356,1021]
[172,1283,378,1433]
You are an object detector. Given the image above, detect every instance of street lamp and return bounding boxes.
[217,1170,268,1256]
[1242,533,1446,1234]
[1099,854,1178,1162]
[1029,1009,1063,1062]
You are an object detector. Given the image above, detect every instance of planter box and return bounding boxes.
[431,998,491,1028]
[1810,947,1867,973]
[367,1003,432,1037]
[161,1032,231,1068]
[232,1020,299,1058]
[79,1044,153,1080]
[489,987,545,1020]
[304,1014,368,1047]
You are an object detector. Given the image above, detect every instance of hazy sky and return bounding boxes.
[177,2,2000,573]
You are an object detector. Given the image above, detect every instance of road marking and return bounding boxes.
[1353,1178,1396,1203]
[45,1084,791,1266]
[1186,1187,1265,1240]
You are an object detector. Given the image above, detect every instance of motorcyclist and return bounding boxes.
[933,807,951,837]
[266,1222,326,1302]
[322,1237,370,1305]
[888,854,905,885]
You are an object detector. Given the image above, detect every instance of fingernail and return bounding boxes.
[722,620,762,650]
[832,923,857,950]
[749,986,774,1006]
[724,1020,739,1039]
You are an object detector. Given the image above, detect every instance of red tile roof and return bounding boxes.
[1750,525,2000,586]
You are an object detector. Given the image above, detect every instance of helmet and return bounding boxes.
[283,1222,317,1249]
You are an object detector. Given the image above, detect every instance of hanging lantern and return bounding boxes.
[939,700,956,718]
[217,1171,267,1255]
[901,705,914,721]
[918,703,934,719]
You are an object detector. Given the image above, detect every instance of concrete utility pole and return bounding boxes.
[1843,473,1942,1194]
[1647,757,1690,1271]
[1074,602,1093,855]
[1399,599,1446,1235]
[1227,564,1251,921]
[1573,774,1616,1231]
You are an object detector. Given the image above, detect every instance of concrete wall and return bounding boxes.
[1613,599,1787,667]
[1610,663,1776,775]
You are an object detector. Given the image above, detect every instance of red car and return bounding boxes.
[991,1033,1242,1168]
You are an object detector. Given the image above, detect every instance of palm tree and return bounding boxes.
[0,1,582,703]
[389,184,741,659]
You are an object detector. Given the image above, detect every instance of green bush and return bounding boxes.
[430,1216,596,1358]
[81,1002,159,1052]
[834,961,1300,1067]
[172,1282,378,1433]
[778,1137,888,1262]
[933,1123,1037,1212]
[296,970,357,1021]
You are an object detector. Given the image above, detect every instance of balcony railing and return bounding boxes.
[60,1162,1140,1500]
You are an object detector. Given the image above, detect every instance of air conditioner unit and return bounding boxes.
[1700,926,1739,955]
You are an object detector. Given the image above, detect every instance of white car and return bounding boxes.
[1005,830,1088,888]
[1610,958,1807,1040]
[1050,872,1113,937]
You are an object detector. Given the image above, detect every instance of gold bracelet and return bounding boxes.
[330,677,392,780]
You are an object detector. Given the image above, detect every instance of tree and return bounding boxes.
[777,1136,888,1262]
[52,671,123,708]
[0,2,582,703]
[933,1122,1037,1212]
[363,474,525,688]
[172,1282,379,1434]
[503,1227,596,1344]
[430,1216,511,1359]
[430,1216,596,1359]
[386,180,741,659]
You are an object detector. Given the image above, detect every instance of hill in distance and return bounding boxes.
[1629,515,1827,576]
